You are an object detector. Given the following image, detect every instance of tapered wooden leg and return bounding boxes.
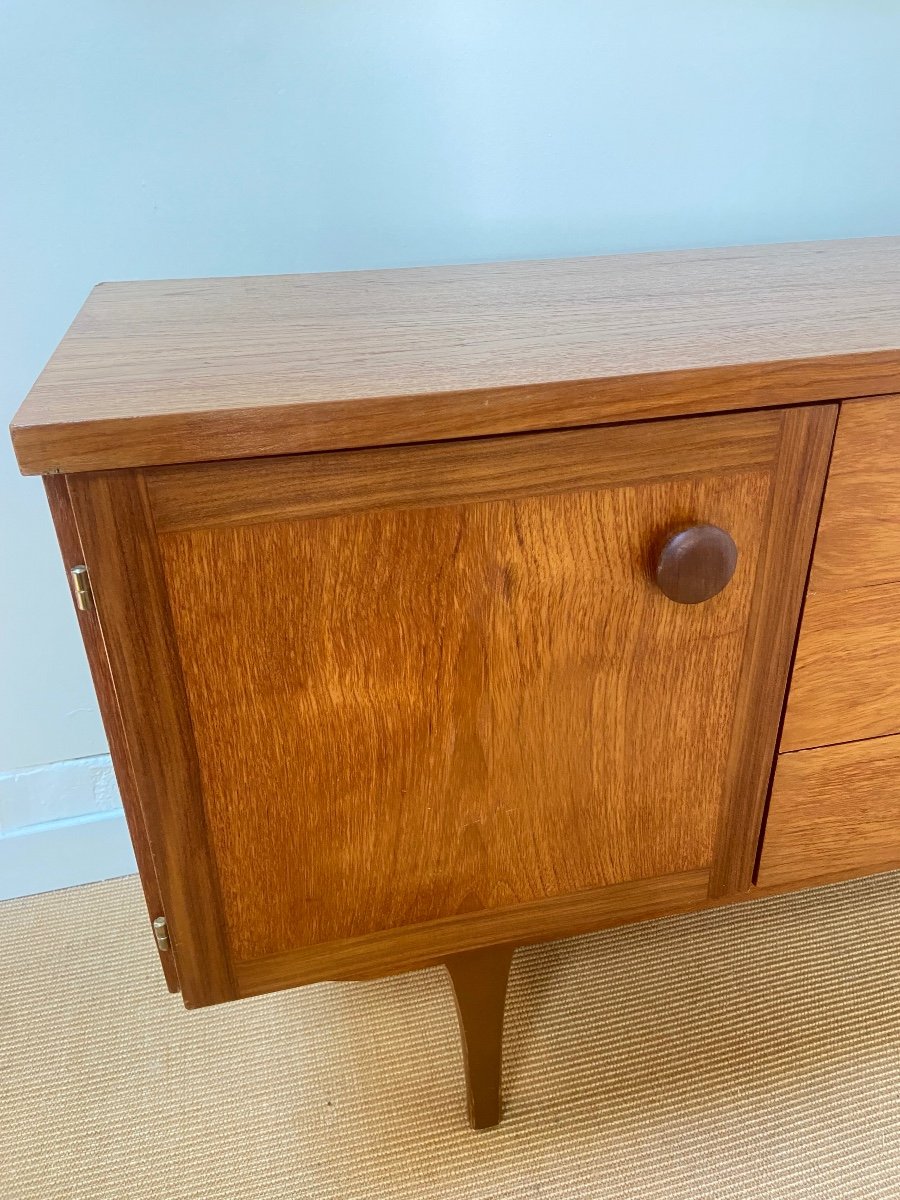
[444,944,515,1129]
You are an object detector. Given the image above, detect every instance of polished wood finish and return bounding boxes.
[16,239,900,1129]
[782,396,900,751]
[42,477,179,993]
[707,404,837,896]
[750,867,900,899]
[757,736,900,888]
[158,457,759,958]
[445,945,514,1129]
[654,524,738,605]
[11,237,900,475]
[147,408,781,534]
[144,406,829,983]
[781,584,900,751]
[808,397,900,593]
[66,471,233,1008]
[234,870,712,997]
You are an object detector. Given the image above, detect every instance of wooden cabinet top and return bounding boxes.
[11,236,900,476]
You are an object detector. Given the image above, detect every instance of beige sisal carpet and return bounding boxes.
[1,871,899,1199]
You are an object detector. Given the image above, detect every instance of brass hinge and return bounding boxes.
[152,916,171,952]
[69,564,94,612]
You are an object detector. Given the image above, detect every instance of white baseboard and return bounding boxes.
[0,755,137,899]
[0,754,120,833]
[0,809,137,900]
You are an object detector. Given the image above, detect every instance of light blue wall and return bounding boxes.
[2,0,900,890]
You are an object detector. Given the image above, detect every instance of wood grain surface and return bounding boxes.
[237,849,900,996]
[808,397,900,593]
[147,408,781,533]
[160,477,767,959]
[149,407,829,969]
[757,736,900,887]
[12,237,900,475]
[707,404,837,895]
[781,396,900,751]
[781,584,900,750]
[42,477,179,993]
[66,471,234,1007]
[234,870,713,996]
[445,944,514,1129]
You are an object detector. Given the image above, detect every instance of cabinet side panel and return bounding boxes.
[43,475,179,993]
[67,471,234,1007]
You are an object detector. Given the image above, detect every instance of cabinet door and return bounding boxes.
[69,405,834,1006]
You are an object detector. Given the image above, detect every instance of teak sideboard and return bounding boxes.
[12,237,900,1128]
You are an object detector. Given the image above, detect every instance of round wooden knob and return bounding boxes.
[654,524,738,604]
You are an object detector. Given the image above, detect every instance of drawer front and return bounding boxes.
[781,585,900,750]
[807,397,900,593]
[69,405,834,1005]
[782,397,900,751]
[758,736,900,887]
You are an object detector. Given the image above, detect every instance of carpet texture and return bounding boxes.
[1,871,899,1199]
